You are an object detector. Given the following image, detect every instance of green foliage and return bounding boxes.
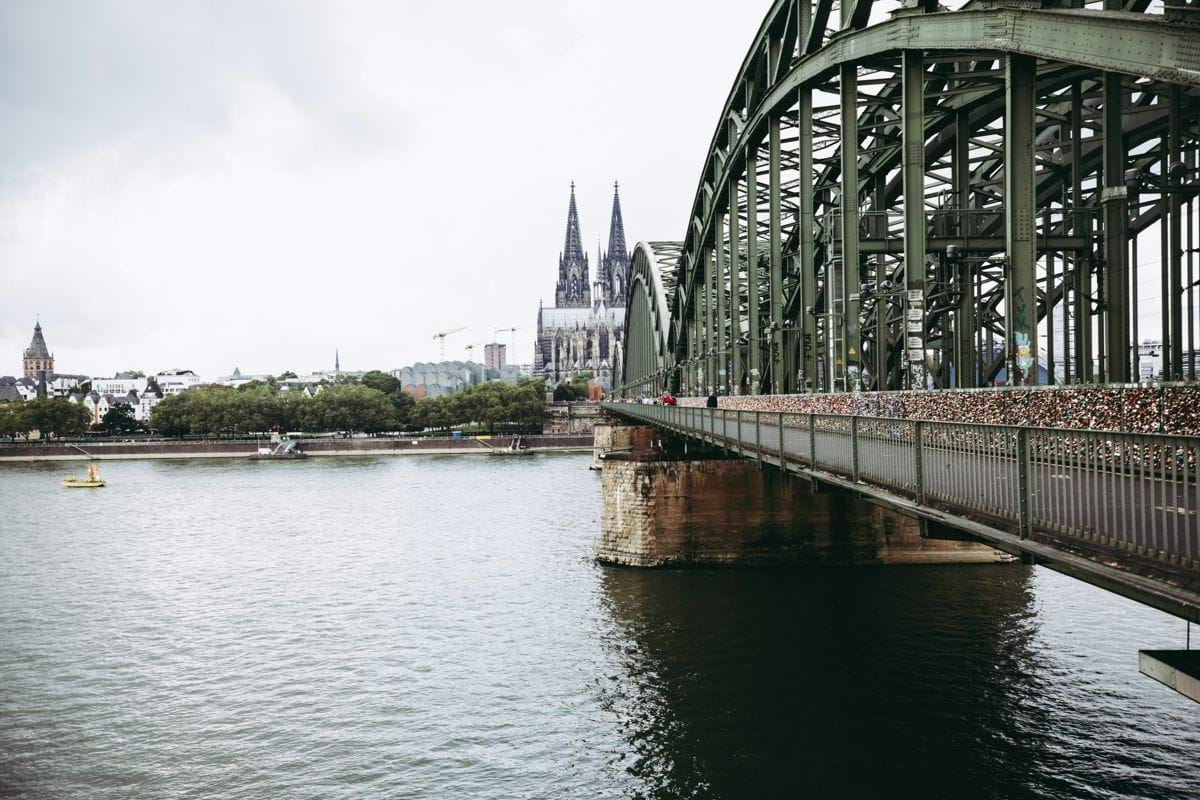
[99,405,139,432]
[361,370,415,427]
[552,373,593,402]
[0,401,29,440]
[410,379,544,433]
[361,370,401,395]
[11,398,92,438]
[141,375,545,437]
[306,385,398,433]
[276,371,298,380]
[149,384,398,436]
[116,370,146,379]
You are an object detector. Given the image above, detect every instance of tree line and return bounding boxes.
[0,371,547,440]
[148,372,545,437]
[0,399,92,439]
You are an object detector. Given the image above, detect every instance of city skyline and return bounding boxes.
[0,1,762,378]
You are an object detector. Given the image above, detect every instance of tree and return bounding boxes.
[115,370,146,379]
[0,401,30,440]
[361,370,402,395]
[407,379,544,434]
[23,399,91,438]
[392,388,416,428]
[276,371,298,380]
[553,376,592,401]
[147,380,411,437]
[150,392,193,436]
[99,405,139,433]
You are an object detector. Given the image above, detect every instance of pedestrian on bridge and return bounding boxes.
[706,389,718,408]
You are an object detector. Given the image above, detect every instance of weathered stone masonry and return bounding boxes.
[596,423,1006,568]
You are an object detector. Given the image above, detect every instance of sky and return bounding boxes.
[0,0,763,379]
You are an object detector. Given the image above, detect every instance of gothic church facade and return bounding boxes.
[535,182,629,390]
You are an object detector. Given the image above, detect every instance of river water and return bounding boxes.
[1,455,1197,799]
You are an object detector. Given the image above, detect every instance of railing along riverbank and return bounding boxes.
[604,402,1199,573]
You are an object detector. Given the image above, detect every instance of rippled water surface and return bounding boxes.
[1,455,1197,799]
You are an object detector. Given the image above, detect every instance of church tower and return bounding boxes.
[23,321,54,380]
[600,181,630,307]
[555,182,592,308]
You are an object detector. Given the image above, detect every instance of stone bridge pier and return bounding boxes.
[594,421,1007,568]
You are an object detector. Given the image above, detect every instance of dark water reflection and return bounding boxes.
[597,566,1199,800]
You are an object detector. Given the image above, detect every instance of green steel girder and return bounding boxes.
[621,242,682,397]
[623,1,1200,397]
[689,7,1200,272]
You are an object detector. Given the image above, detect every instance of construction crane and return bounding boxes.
[433,326,466,359]
[494,325,529,345]
[496,326,535,352]
[463,342,484,359]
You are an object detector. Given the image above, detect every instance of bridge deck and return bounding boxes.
[603,402,1200,623]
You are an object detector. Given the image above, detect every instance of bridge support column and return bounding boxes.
[747,149,762,393]
[716,217,728,394]
[902,49,927,390]
[798,85,818,392]
[597,434,1009,568]
[769,112,785,394]
[729,178,744,393]
[1005,53,1038,386]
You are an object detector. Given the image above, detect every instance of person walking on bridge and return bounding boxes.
[706,389,718,408]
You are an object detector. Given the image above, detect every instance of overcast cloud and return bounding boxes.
[1,0,761,378]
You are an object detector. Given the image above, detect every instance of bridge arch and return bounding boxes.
[619,241,682,397]
[619,0,1200,396]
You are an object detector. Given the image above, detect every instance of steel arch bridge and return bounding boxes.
[618,0,1200,399]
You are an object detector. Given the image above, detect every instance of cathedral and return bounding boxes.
[535,182,629,390]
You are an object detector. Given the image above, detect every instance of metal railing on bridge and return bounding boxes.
[603,403,1199,572]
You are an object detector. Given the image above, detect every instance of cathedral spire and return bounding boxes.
[555,181,591,308]
[563,181,585,265]
[606,181,627,260]
[600,181,630,308]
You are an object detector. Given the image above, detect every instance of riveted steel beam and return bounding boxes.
[716,213,728,393]
[621,2,1200,400]
[1103,70,1131,383]
[1005,53,1038,385]
[839,62,862,392]
[769,112,785,394]
[747,148,762,392]
[902,49,927,389]
[729,179,744,392]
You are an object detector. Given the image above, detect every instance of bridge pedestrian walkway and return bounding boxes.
[603,402,1200,623]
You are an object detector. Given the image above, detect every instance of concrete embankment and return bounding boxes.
[0,434,593,463]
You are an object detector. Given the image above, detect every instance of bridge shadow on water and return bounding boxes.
[594,564,1195,800]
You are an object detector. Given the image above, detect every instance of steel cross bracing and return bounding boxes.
[618,0,1200,398]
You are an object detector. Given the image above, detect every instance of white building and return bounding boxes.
[93,378,149,396]
[137,381,164,422]
[153,369,203,395]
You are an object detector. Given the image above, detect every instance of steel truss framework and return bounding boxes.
[619,0,1200,398]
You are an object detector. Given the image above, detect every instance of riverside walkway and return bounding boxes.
[604,402,1200,624]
